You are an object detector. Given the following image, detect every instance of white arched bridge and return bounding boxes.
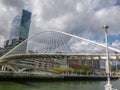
[0,30,120,73]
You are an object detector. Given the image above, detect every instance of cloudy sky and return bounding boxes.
[0,0,120,50]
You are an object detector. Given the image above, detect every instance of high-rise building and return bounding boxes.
[9,9,31,40]
[9,15,21,40]
[4,9,32,54]
[19,9,31,40]
[0,47,4,56]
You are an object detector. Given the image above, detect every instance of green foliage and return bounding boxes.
[51,67,73,73]
[51,65,92,75]
[78,65,92,75]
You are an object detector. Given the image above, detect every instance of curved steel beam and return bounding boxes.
[1,29,120,60]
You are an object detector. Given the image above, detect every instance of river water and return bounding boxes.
[0,80,119,90]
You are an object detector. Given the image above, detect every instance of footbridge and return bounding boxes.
[0,29,120,72]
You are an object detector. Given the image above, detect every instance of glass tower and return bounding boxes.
[4,9,32,54]
[9,15,21,40]
[19,9,31,40]
[9,9,31,40]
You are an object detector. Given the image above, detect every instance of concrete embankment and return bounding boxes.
[64,75,119,81]
[0,72,119,82]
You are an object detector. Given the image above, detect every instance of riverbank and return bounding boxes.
[0,72,119,82]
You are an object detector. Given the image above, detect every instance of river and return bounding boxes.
[0,80,119,90]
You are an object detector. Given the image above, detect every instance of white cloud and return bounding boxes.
[0,36,5,47]
[0,0,120,49]
[111,40,120,49]
[30,0,120,38]
[95,6,120,35]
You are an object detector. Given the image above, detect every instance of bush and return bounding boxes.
[51,65,92,75]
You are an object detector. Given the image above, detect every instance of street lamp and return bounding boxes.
[103,25,117,90]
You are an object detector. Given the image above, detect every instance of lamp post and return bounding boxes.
[103,25,117,90]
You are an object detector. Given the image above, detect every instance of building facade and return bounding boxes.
[0,47,4,56]
[4,9,32,54]
[1,9,31,71]
[67,58,100,73]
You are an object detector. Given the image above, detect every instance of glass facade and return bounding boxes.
[9,15,21,40]
[19,10,31,40]
[9,9,31,40]
[4,9,32,54]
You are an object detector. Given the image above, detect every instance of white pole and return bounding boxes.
[103,25,117,90]
[116,61,118,72]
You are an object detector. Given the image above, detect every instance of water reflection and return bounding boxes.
[0,80,119,90]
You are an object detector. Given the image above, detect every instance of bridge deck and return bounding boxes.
[0,53,120,63]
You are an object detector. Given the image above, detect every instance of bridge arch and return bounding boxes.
[1,29,120,73]
[2,29,120,58]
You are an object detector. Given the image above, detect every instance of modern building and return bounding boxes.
[0,9,32,71]
[4,9,32,54]
[0,47,4,56]
[67,59,100,73]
